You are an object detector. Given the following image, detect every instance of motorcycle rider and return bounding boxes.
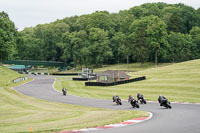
[137,92,144,101]
[158,95,168,106]
[128,95,137,104]
[62,88,67,95]
[113,93,119,102]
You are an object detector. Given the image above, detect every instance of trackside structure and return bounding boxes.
[4,60,67,75]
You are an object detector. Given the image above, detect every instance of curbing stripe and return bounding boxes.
[132,117,148,120]
[106,124,125,127]
[126,120,143,123]
[96,126,113,129]
[120,121,136,124]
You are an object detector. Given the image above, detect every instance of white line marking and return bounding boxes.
[105,124,126,127]
[125,120,142,123]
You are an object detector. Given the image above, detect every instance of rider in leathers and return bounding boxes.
[128,95,137,104]
[113,94,119,102]
[137,92,144,101]
[158,95,168,106]
[62,88,67,95]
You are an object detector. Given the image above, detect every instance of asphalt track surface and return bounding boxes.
[14,75,200,133]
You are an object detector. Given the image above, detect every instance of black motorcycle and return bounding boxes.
[62,88,66,96]
[113,96,122,105]
[138,97,147,104]
[161,99,172,109]
[130,99,140,108]
[63,91,66,96]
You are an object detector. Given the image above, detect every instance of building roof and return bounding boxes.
[97,70,131,78]
[9,65,26,69]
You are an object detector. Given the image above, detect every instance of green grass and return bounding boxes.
[0,66,148,133]
[94,62,172,72]
[0,66,29,87]
[55,59,200,103]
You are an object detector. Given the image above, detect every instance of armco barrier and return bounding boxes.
[52,73,78,76]
[73,78,88,81]
[29,72,49,75]
[85,76,146,86]
[13,77,28,83]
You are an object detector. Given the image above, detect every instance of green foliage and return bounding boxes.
[88,28,113,66]
[167,32,194,62]
[87,11,114,32]
[129,6,148,19]
[2,2,199,67]
[110,32,126,62]
[146,16,168,65]
[129,15,168,65]
[190,26,200,59]
[0,12,18,61]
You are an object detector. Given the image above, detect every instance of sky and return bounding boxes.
[1,0,200,31]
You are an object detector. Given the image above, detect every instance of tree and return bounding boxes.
[130,15,168,65]
[190,26,200,59]
[129,19,149,66]
[141,3,163,17]
[20,28,43,60]
[88,28,113,67]
[74,15,89,31]
[52,21,70,61]
[129,6,147,19]
[161,6,183,33]
[71,30,89,68]
[175,3,197,33]
[196,8,200,27]
[110,32,126,63]
[61,32,74,63]
[118,10,134,34]
[167,32,193,62]
[34,24,57,61]
[63,16,79,32]
[17,2,200,66]
[146,16,168,65]
[0,11,18,61]
[86,11,115,34]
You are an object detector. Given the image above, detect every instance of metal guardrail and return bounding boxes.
[52,73,78,76]
[13,77,28,83]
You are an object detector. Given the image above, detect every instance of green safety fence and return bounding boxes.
[4,60,65,67]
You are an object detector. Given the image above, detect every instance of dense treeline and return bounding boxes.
[1,3,200,67]
[0,12,21,61]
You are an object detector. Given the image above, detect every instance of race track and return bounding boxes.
[14,75,200,133]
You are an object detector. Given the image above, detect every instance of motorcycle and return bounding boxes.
[62,88,66,96]
[130,99,140,108]
[138,97,147,104]
[116,98,122,105]
[63,91,66,96]
[161,99,172,109]
[113,96,122,105]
